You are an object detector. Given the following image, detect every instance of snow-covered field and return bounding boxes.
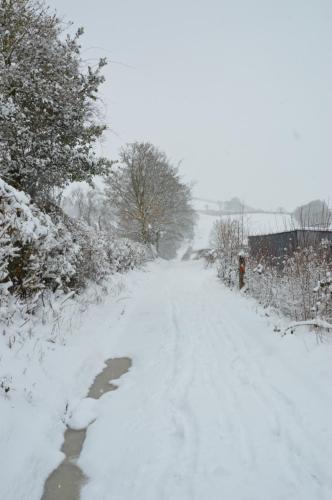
[225,211,294,235]
[192,212,220,249]
[1,240,332,499]
[192,211,295,250]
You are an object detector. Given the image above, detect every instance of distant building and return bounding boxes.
[248,229,332,258]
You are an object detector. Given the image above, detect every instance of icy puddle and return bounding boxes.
[41,357,132,500]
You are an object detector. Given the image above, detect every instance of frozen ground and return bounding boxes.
[1,242,332,499]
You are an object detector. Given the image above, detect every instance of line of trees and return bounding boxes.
[293,200,331,229]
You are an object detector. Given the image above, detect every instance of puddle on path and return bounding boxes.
[41,357,132,500]
[87,357,132,399]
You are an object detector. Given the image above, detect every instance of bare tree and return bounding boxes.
[210,217,247,286]
[293,200,331,229]
[62,184,116,234]
[105,142,195,256]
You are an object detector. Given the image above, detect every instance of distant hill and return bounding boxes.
[193,197,275,215]
[223,197,257,213]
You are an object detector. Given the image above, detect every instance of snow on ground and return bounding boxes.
[1,251,332,499]
[67,398,99,430]
[192,212,220,249]
[0,273,142,500]
[78,260,332,500]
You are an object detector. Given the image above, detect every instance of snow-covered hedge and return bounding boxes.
[0,179,78,296]
[215,241,332,323]
[0,179,148,326]
[245,246,332,322]
[107,238,148,272]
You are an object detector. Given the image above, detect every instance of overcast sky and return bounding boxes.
[48,0,332,211]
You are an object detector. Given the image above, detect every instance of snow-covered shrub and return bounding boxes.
[0,179,78,292]
[313,272,332,321]
[211,218,246,288]
[56,209,148,281]
[0,179,149,327]
[57,219,148,284]
[211,218,332,322]
[217,258,238,288]
[61,184,149,274]
[106,238,148,273]
[56,214,110,289]
[0,179,80,324]
[245,244,332,321]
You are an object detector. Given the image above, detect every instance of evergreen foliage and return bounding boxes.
[0,0,108,201]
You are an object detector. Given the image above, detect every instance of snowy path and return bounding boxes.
[75,260,332,500]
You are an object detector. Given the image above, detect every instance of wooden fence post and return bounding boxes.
[239,254,246,289]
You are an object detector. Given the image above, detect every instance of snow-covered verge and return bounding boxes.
[0,265,149,500]
[245,248,332,323]
[0,178,153,499]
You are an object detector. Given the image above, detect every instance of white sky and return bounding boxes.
[49,0,332,211]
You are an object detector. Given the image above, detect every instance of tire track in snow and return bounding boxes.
[76,261,332,500]
[202,311,257,469]
[220,314,307,488]
[217,310,329,497]
[158,297,200,500]
[193,290,299,494]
